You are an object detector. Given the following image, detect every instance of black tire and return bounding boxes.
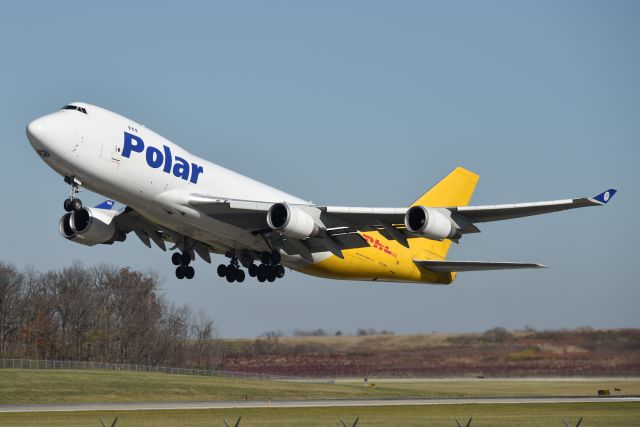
[235,269,245,283]
[225,267,236,283]
[63,199,73,212]
[71,199,82,211]
[257,265,266,282]
[175,266,186,280]
[185,266,195,279]
[266,267,276,282]
[217,264,227,277]
[270,251,281,265]
[180,252,191,266]
[275,265,285,278]
[248,264,258,277]
[171,253,182,266]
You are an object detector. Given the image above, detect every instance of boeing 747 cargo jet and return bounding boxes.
[26,102,616,284]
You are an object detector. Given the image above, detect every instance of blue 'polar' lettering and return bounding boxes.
[122,131,204,183]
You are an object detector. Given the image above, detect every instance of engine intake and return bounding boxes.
[404,206,459,240]
[267,203,319,239]
[59,207,124,246]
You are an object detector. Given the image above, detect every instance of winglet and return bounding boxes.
[591,189,617,205]
[95,200,115,210]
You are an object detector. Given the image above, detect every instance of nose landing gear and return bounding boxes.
[63,176,83,212]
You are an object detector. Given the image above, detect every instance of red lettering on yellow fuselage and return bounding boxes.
[362,234,397,258]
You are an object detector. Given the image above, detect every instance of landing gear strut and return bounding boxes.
[173,251,195,280]
[63,176,83,212]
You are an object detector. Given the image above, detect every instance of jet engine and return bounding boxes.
[59,207,125,246]
[404,206,459,240]
[266,203,320,239]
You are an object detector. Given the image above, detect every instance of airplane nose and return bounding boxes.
[26,117,47,144]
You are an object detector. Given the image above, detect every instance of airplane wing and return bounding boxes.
[414,260,546,272]
[113,206,213,262]
[450,189,617,223]
[186,188,616,258]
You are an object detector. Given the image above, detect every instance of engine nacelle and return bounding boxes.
[404,206,459,240]
[59,207,124,246]
[59,213,95,246]
[266,203,319,239]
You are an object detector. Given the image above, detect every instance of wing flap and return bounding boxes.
[415,260,546,272]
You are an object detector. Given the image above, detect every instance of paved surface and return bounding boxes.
[0,396,638,413]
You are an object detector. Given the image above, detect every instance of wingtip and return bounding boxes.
[592,189,617,205]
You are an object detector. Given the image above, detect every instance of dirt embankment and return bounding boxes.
[220,328,640,377]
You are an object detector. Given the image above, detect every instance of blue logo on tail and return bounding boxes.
[593,189,617,204]
[95,200,115,210]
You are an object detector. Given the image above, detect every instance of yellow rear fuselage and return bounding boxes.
[299,167,480,284]
[299,231,456,284]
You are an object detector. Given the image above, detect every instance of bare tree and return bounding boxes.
[0,263,23,355]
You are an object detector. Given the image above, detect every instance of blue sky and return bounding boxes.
[1,1,638,337]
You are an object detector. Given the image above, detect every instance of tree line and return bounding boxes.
[0,262,223,368]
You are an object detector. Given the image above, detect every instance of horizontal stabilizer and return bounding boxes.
[414,260,546,272]
[95,200,115,210]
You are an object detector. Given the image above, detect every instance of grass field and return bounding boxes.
[0,403,638,426]
[0,369,639,404]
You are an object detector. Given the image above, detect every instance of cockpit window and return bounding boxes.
[61,105,88,114]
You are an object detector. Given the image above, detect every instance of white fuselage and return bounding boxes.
[26,102,321,266]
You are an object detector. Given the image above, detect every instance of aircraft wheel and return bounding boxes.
[185,266,195,280]
[171,253,182,266]
[275,265,285,278]
[248,264,258,277]
[71,199,83,211]
[175,266,186,280]
[235,269,245,283]
[257,265,267,282]
[225,267,236,283]
[266,267,276,282]
[217,264,227,277]
[63,199,73,212]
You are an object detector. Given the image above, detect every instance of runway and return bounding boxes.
[0,396,638,413]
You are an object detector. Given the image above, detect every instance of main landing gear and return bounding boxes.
[218,251,285,284]
[172,251,195,280]
[216,257,245,283]
[63,176,83,212]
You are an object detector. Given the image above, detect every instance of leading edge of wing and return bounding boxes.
[414,260,547,273]
[451,188,617,223]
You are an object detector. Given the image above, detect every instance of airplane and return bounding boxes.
[26,102,616,284]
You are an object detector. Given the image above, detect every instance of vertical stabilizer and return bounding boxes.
[411,167,479,207]
[409,167,479,259]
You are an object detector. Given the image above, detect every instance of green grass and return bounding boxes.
[337,377,640,398]
[0,403,638,426]
[0,369,638,405]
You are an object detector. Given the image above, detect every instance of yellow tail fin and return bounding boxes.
[410,167,479,259]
